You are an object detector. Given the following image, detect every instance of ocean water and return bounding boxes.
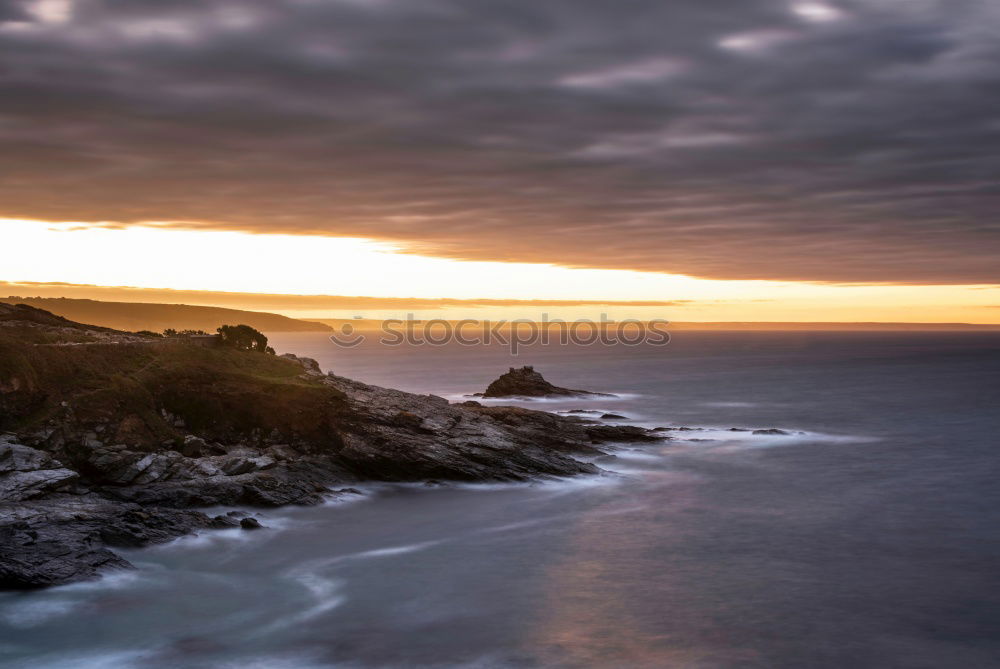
[2,332,999,668]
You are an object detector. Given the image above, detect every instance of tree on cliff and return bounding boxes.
[217,324,271,353]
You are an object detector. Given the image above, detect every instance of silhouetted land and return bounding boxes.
[1,297,331,333]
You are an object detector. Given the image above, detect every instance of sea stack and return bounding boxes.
[481,366,615,398]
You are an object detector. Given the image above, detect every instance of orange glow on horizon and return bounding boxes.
[3,218,999,324]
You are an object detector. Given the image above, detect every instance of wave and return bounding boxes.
[355,540,440,558]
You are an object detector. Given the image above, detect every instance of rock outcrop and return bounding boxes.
[480,366,615,398]
[0,305,664,588]
[0,438,78,502]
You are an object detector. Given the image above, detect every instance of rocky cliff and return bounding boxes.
[0,305,662,588]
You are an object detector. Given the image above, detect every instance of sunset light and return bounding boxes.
[2,1,998,665]
[5,218,999,323]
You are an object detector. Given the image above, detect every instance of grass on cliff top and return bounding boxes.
[1,334,345,447]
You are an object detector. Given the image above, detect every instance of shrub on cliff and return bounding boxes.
[217,324,271,353]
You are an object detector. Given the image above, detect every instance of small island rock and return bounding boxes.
[482,367,615,399]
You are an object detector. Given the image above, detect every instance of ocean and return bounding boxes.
[2,331,999,668]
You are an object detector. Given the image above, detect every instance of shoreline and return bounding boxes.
[0,304,668,589]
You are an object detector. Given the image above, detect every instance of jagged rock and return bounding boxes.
[0,439,79,502]
[1,437,57,472]
[0,498,210,588]
[218,455,276,476]
[0,469,79,503]
[481,366,615,398]
[281,353,323,376]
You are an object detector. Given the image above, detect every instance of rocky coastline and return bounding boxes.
[0,304,663,589]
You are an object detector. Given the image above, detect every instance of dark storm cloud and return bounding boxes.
[1,0,998,283]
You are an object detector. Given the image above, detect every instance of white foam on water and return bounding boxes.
[355,540,440,558]
[666,427,877,452]
[23,649,148,669]
[457,392,640,405]
[259,571,346,633]
[448,471,623,494]
[0,598,77,628]
[147,527,256,551]
[57,569,144,592]
[612,450,663,461]
[474,517,554,535]
[216,653,339,669]
[320,489,371,506]
[145,512,296,553]
[265,538,445,618]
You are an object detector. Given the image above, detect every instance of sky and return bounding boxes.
[1,0,998,321]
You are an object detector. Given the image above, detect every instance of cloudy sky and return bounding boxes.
[1,0,998,319]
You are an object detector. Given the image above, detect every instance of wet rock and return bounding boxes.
[218,455,276,476]
[208,515,239,529]
[0,439,79,502]
[0,498,210,588]
[752,428,792,436]
[601,413,628,420]
[0,469,79,502]
[239,517,263,530]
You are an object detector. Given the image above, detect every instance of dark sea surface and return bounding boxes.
[2,332,999,668]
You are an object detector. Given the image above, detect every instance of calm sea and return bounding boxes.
[2,331,999,668]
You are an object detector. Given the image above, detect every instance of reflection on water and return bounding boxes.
[1,332,999,668]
